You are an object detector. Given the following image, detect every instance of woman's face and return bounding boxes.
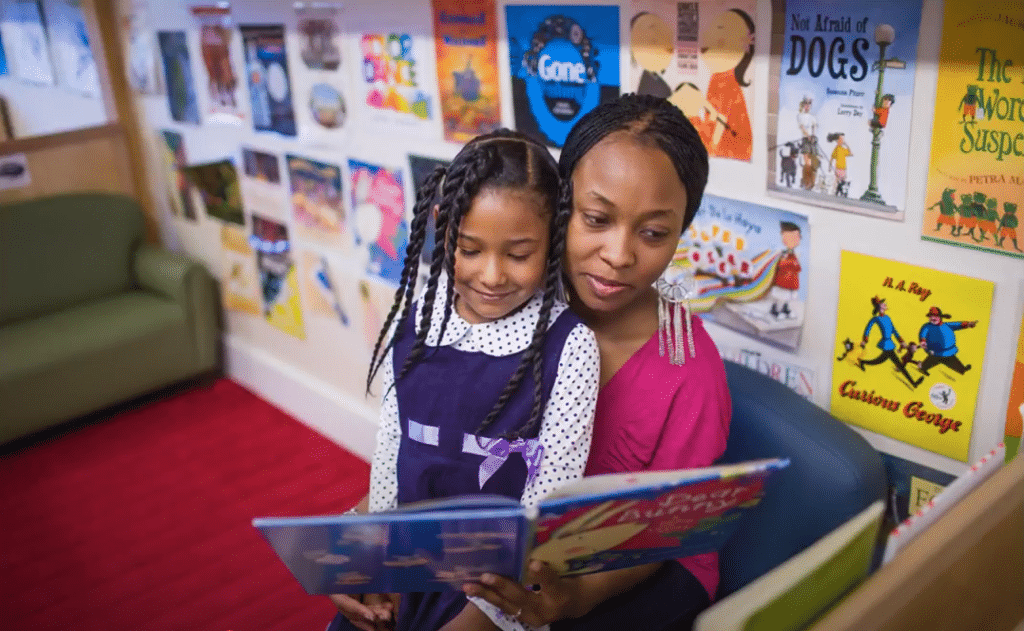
[701,10,752,74]
[565,132,688,318]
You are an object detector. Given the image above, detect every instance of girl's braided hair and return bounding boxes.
[366,129,565,439]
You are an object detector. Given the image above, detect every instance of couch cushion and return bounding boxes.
[0,193,145,326]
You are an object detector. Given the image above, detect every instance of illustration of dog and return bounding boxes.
[779,142,798,188]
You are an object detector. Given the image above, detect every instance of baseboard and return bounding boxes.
[223,334,377,461]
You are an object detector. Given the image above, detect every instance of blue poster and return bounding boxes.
[348,159,408,285]
[505,5,620,148]
[240,24,297,137]
[0,32,8,76]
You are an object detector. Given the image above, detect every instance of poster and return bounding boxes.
[181,159,243,225]
[830,251,994,461]
[299,250,352,328]
[48,0,99,96]
[122,0,162,94]
[432,0,501,143]
[674,194,811,350]
[240,147,284,219]
[286,154,346,250]
[920,1,1023,260]
[157,30,201,124]
[159,129,196,220]
[408,154,450,266]
[629,0,756,161]
[766,0,922,220]
[297,3,342,71]
[505,5,620,148]
[251,214,305,339]
[349,159,408,285]
[240,25,296,136]
[7,0,54,85]
[191,4,241,121]
[220,223,261,315]
[1006,316,1024,462]
[294,3,348,146]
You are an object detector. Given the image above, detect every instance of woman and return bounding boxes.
[459,94,732,631]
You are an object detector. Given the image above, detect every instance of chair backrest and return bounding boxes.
[716,360,887,600]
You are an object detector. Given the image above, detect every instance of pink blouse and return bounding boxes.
[585,315,732,600]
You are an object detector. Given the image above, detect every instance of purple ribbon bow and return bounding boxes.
[478,437,544,489]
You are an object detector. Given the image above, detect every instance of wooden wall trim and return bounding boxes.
[0,122,124,154]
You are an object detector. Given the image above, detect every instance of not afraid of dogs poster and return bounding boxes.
[830,251,994,462]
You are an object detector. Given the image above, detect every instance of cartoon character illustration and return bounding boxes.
[977,197,999,243]
[996,202,1022,252]
[928,187,958,235]
[857,296,923,388]
[957,193,977,239]
[836,337,855,361]
[630,12,673,99]
[797,96,819,190]
[530,501,648,574]
[778,141,799,188]
[900,342,921,369]
[958,84,980,124]
[869,93,894,132]
[769,222,801,319]
[453,56,482,102]
[827,132,852,197]
[917,306,977,377]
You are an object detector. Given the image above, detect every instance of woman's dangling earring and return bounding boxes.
[655,266,697,365]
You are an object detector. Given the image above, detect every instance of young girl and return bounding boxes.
[328,130,600,631]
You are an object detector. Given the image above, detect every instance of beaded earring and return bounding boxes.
[655,266,697,365]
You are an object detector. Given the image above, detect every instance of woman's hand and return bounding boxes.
[463,561,582,627]
[329,593,400,631]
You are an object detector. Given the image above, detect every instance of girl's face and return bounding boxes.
[453,188,550,324]
[565,132,688,318]
[701,10,752,74]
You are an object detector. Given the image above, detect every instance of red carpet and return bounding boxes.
[0,379,370,631]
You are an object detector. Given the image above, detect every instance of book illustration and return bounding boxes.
[220,223,261,315]
[181,159,243,225]
[299,251,351,328]
[297,3,342,71]
[251,214,304,339]
[920,1,1023,259]
[1006,315,1024,462]
[191,4,240,121]
[239,147,284,219]
[8,0,55,85]
[49,0,100,96]
[432,0,502,142]
[830,251,994,461]
[766,0,923,220]
[408,154,451,266]
[157,30,201,124]
[123,0,163,94]
[286,154,346,251]
[308,83,346,129]
[505,5,620,148]
[253,458,788,594]
[629,0,756,161]
[158,129,196,221]
[240,25,296,137]
[672,195,810,350]
[349,159,408,286]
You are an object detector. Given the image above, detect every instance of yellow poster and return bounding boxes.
[252,214,305,340]
[1005,316,1024,462]
[921,2,1023,259]
[220,224,260,315]
[830,251,994,461]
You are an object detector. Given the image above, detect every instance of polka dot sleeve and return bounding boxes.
[367,347,400,514]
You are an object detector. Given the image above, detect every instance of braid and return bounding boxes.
[399,198,449,380]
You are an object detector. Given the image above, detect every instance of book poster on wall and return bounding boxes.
[240,147,284,219]
[359,277,395,355]
[1006,315,1024,462]
[220,223,261,315]
[7,0,54,85]
[505,5,620,148]
[240,25,296,136]
[123,0,162,94]
[182,159,244,225]
[629,0,756,161]
[251,214,305,339]
[157,31,201,124]
[286,154,346,251]
[294,3,348,146]
[920,1,1023,260]
[349,159,408,286]
[766,0,922,221]
[159,129,196,220]
[432,0,501,143]
[830,251,994,462]
[48,0,99,96]
[408,154,450,266]
[674,194,810,350]
[190,4,241,122]
[299,250,352,329]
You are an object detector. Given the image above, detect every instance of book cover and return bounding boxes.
[766,0,922,220]
[294,4,349,148]
[251,214,305,339]
[505,4,620,148]
[628,0,756,161]
[220,224,261,316]
[829,251,994,462]
[158,129,196,221]
[920,2,1023,259]
[672,194,811,351]
[253,458,788,594]
[1006,316,1024,462]
[876,451,956,526]
[240,25,296,137]
[240,147,284,220]
[157,30,201,124]
[191,4,241,122]
[286,154,347,251]
[408,154,451,266]
[181,159,243,225]
[348,159,408,286]
[432,0,502,143]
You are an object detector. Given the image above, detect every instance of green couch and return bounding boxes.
[0,193,220,444]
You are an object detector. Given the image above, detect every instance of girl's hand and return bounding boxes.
[463,561,581,627]
[330,593,400,631]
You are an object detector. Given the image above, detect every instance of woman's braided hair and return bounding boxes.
[366,129,565,439]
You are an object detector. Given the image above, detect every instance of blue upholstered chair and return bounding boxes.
[716,360,888,599]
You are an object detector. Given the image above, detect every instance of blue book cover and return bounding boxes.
[254,458,788,594]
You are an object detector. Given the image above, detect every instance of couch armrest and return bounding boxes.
[133,243,220,372]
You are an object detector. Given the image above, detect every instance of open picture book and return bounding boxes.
[253,457,789,594]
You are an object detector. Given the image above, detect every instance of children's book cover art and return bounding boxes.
[7,0,55,85]
[629,0,756,161]
[294,4,349,147]
[251,214,305,339]
[408,154,451,266]
[220,223,261,316]
[299,250,352,328]
[286,154,346,251]
[157,30,201,124]
[505,5,620,148]
[432,0,502,143]
[240,147,284,219]
[830,251,994,462]
[671,194,810,350]
[920,2,1023,260]
[766,0,922,220]
[158,129,196,221]
[181,159,243,225]
[349,159,408,286]
[123,0,162,94]
[190,4,241,122]
[1005,315,1024,462]
[359,278,394,356]
[48,0,100,96]
[240,25,296,137]
[296,3,342,71]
